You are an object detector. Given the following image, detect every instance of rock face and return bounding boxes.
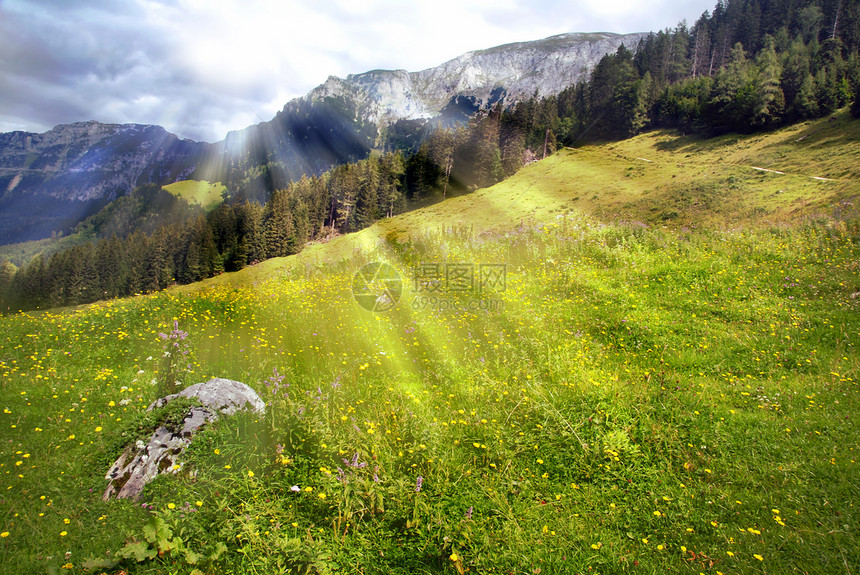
[103,378,264,501]
[304,32,648,126]
[148,378,266,415]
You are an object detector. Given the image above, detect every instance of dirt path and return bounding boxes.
[630,154,839,182]
[751,166,786,174]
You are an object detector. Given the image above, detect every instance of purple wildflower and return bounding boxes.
[343,453,367,469]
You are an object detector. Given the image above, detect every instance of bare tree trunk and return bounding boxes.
[832,0,842,40]
[692,31,700,78]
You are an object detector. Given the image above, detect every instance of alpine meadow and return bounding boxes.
[1,0,860,574]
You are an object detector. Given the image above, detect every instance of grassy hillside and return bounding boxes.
[0,115,858,574]
[162,180,225,211]
[193,110,859,289]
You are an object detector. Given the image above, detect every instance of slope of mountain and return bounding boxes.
[0,31,645,245]
[220,32,646,198]
[187,109,860,289]
[0,122,211,244]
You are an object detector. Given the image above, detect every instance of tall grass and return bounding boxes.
[1,214,857,574]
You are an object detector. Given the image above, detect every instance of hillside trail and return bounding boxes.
[628,154,841,182]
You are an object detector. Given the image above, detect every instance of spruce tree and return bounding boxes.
[753,36,786,127]
[379,152,406,218]
[263,189,296,257]
[706,42,756,132]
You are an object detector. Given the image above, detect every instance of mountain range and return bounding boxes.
[0,31,644,245]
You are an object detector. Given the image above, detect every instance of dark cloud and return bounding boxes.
[0,0,249,140]
[1,1,175,128]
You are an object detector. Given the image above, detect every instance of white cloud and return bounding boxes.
[0,0,716,142]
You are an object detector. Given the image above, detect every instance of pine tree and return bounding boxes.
[308,175,331,237]
[47,250,69,307]
[782,36,812,118]
[588,45,640,138]
[738,0,763,52]
[96,236,125,299]
[263,188,296,257]
[669,24,692,82]
[428,128,460,199]
[500,126,526,177]
[0,260,18,310]
[182,239,202,283]
[352,160,379,231]
[753,35,786,127]
[379,152,406,218]
[815,67,839,111]
[797,72,821,117]
[237,201,266,264]
[202,223,223,276]
[227,236,248,271]
[122,231,148,295]
[209,204,238,258]
[290,197,309,250]
[706,42,757,132]
[70,243,98,304]
[799,4,824,43]
[144,232,168,293]
[472,107,504,188]
[405,146,438,201]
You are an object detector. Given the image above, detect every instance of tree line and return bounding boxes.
[563,0,859,138]
[2,0,859,312]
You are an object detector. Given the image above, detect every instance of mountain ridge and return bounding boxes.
[299,32,646,127]
[0,30,646,245]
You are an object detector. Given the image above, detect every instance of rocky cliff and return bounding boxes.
[304,32,647,126]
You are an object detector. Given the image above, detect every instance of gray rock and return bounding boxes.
[149,377,265,416]
[103,378,264,501]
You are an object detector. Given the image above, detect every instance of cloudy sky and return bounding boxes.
[0,0,716,142]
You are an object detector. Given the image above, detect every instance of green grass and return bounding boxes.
[1,116,859,574]
[162,180,226,211]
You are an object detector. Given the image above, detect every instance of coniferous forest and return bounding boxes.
[1,0,859,312]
